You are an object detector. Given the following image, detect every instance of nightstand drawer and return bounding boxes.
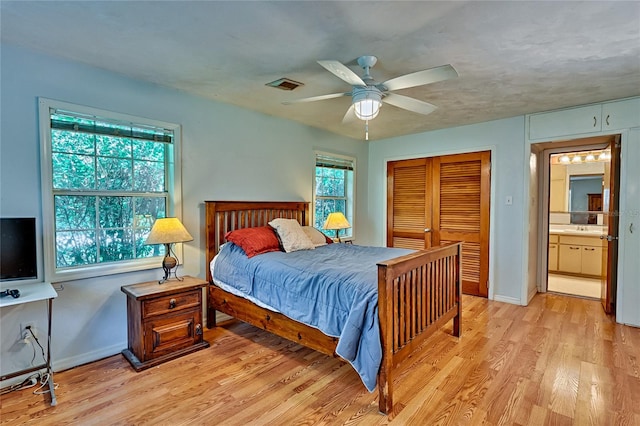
[142,289,201,318]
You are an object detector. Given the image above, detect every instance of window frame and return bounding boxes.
[313,151,356,240]
[39,98,182,282]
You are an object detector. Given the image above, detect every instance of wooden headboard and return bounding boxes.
[204,201,309,282]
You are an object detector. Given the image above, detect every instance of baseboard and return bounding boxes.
[492,294,521,305]
[1,342,125,390]
[51,342,125,373]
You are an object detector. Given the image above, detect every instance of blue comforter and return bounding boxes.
[212,242,414,392]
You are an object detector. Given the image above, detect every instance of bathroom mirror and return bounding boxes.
[568,174,603,224]
[549,161,605,224]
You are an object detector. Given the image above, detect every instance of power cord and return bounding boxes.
[33,371,58,395]
[25,326,46,365]
[0,373,40,395]
[25,326,59,395]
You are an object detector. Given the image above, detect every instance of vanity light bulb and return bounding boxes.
[585,153,595,162]
[571,155,582,163]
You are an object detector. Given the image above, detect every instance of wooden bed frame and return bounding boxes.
[204,200,462,414]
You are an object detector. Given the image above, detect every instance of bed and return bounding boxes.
[204,200,462,414]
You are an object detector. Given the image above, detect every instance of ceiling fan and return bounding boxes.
[283,55,458,136]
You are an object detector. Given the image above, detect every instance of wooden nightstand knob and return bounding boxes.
[169,298,177,309]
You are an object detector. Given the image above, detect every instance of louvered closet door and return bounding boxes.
[432,152,491,297]
[386,158,432,249]
[386,151,491,297]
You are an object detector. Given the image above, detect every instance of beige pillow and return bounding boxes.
[268,219,315,253]
[302,226,328,247]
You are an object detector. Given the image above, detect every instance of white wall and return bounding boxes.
[367,117,526,303]
[0,44,369,380]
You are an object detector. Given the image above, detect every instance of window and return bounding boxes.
[314,153,355,239]
[39,99,181,281]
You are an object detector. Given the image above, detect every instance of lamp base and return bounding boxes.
[158,245,184,284]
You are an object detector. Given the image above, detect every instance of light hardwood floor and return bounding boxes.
[1,293,639,425]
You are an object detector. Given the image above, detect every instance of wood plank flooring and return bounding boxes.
[1,293,639,425]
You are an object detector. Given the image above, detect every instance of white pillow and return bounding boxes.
[302,226,328,247]
[268,219,315,253]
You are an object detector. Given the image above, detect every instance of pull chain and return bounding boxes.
[365,120,369,141]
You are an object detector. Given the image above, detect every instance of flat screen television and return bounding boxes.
[0,217,38,282]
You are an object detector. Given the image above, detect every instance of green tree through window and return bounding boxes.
[314,153,354,239]
[40,100,179,280]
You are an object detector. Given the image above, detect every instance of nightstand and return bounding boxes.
[121,276,209,371]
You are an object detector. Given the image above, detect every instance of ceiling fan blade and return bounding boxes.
[317,60,367,86]
[380,64,458,91]
[382,93,438,115]
[282,92,350,105]
[342,104,357,123]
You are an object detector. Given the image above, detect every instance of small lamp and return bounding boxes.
[323,212,351,243]
[145,217,193,284]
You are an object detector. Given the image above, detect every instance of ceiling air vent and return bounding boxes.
[266,78,304,91]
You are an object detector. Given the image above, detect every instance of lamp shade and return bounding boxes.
[323,212,351,231]
[145,218,193,245]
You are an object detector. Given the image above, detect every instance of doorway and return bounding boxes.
[540,135,620,313]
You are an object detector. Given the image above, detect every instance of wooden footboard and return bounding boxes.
[204,201,462,415]
[377,242,462,414]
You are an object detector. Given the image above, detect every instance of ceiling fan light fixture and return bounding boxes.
[354,99,381,120]
[352,87,382,121]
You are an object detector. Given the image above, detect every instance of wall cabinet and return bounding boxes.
[529,105,602,140]
[602,98,640,131]
[528,97,640,141]
[549,164,567,212]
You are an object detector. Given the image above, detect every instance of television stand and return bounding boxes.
[0,282,58,406]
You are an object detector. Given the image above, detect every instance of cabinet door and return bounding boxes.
[144,310,202,360]
[559,245,582,273]
[529,105,602,140]
[582,246,602,276]
[602,98,640,131]
[548,243,558,271]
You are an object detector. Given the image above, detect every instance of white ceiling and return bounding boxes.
[2,1,639,141]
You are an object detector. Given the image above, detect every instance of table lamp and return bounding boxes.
[323,212,351,243]
[145,217,193,284]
